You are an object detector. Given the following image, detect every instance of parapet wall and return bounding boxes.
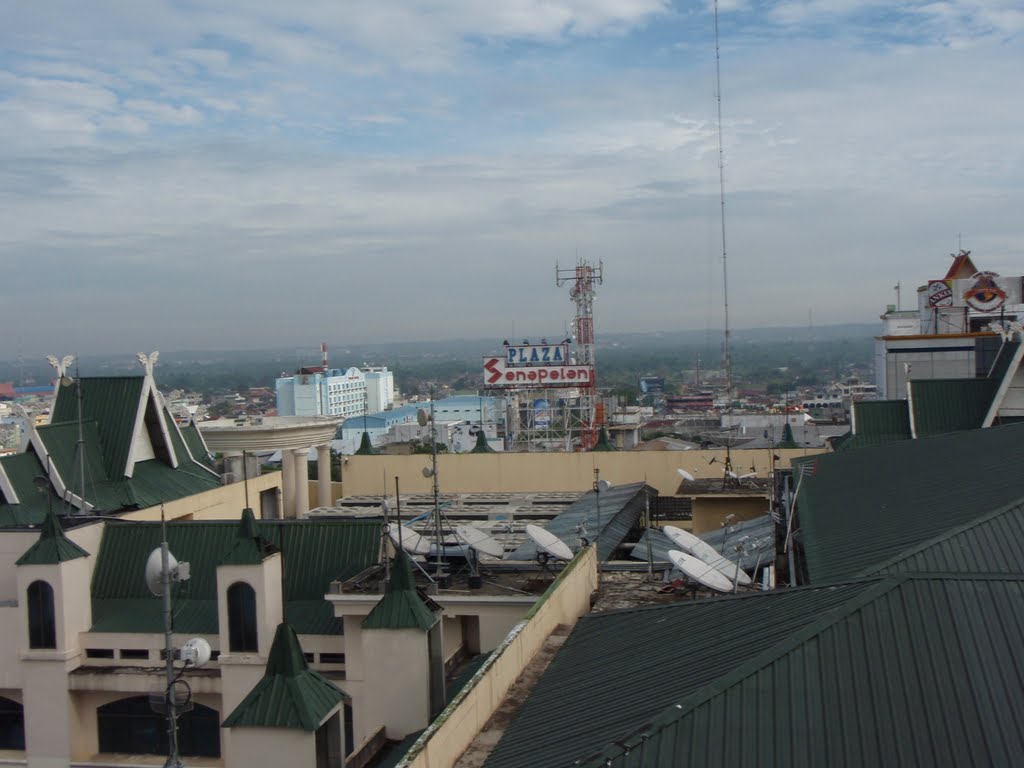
[397,546,598,768]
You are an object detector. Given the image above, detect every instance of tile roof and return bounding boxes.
[575,575,1024,768]
[361,550,437,632]
[794,423,1024,583]
[90,517,380,635]
[222,622,347,731]
[484,580,876,768]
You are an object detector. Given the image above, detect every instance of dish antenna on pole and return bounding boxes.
[663,525,752,587]
[677,468,696,483]
[668,550,734,594]
[525,524,574,565]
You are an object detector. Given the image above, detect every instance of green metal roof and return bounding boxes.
[362,550,437,632]
[354,431,376,455]
[178,419,213,467]
[777,421,798,449]
[576,575,1024,767]
[910,378,997,437]
[843,399,912,450]
[470,430,495,453]
[591,427,616,451]
[485,580,878,768]
[0,452,58,526]
[90,518,380,635]
[222,622,348,731]
[866,496,1024,576]
[16,507,90,565]
[795,423,1024,583]
[221,507,279,565]
[51,376,145,480]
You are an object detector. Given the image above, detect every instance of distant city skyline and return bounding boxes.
[2,1,1021,358]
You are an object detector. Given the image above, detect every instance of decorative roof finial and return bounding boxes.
[46,354,75,379]
[136,351,159,377]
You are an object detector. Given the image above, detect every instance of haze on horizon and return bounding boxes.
[2,1,1021,360]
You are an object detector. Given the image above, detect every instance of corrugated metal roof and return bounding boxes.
[580,575,1024,767]
[222,622,347,731]
[910,378,997,437]
[15,507,89,565]
[0,451,56,525]
[843,399,912,450]
[867,497,1024,576]
[90,517,380,635]
[51,376,145,480]
[507,482,653,562]
[630,515,775,571]
[362,551,437,631]
[484,581,876,768]
[795,423,1024,584]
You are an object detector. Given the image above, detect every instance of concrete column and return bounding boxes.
[226,451,244,483]
[317,443,333,508]
[281,448,295,519]
[293,447,310,517]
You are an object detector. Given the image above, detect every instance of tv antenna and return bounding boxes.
[145,508,211,768]
[713,0,733,399]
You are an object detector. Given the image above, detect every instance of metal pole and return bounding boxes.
[160,510,183,768]
[431,397,444,585]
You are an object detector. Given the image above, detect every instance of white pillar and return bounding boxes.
[293,447,310,517]
[281,449,295,519]
[317,444,333,508]
[226,452,244,484]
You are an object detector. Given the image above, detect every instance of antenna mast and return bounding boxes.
[556,258,603,449]
[714,0,733,399]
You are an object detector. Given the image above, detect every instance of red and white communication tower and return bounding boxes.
[556,258,603,449]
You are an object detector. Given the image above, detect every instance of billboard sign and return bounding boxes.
[926,279,953,307]
[483,357,593,388]
[533,399,551,428]
[505,343,570,367]
[962,272,1008,312]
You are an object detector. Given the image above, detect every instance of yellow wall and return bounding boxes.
[691,497,770,535]
[121,472,282,521]
[398,546,598,768]
[342,449,820,497]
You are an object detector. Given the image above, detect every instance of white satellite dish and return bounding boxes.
[145,547,178,597]
[180,637,212,667]
[596,479,611,493]
[677,468,695,482]
[662,525,752,586]
[455,524,504,558]
[388,524,432,555]
[417,408,429,427]
[668,550,734,593]
[525,524,574,561]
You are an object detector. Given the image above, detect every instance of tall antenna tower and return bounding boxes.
[713,0,733,399]
[556,258,603,449]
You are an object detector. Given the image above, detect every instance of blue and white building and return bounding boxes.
[276,367,368,419]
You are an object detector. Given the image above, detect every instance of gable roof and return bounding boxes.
[222,622,347,731]
[574,575,1024,768]
[484,580,876,768]
[90,518,380,635]
[795,422,1024,583]
[944,249,979,279]
[0,451,61,526]
[16,507,89,565]
[844,399,912,450]
[362,550,437,632]
[909,378,997,437]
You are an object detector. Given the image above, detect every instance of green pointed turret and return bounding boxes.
[470,430,495,453]
[778,422,798,449]
[16,506,89,565]
[591,426,616,451]
[220,507,278,565]
[355,431,376,455]
[362,549,437,632]
[222,622,348,731]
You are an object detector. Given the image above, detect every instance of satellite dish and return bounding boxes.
[596,479,611,493]
[668,550,734,593]
[388,525,432,555]
[525,524,574,561]
[663,525,752,586]
[677,468,695,482]
[145,547,178,597]
[180,637,212,667]
[60,375,75,388]
[417,408,429,427]
[421,466,434,478]
[455,524,504,558]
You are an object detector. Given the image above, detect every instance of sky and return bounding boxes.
[1,0,1022,358]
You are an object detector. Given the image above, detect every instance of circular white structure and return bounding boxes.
[200,415,342,517]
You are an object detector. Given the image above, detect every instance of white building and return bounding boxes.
[875,251,1023,398]
[276,367,396,420]
[362,366,395,413]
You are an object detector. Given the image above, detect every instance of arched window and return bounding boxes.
[0,697,25,750]
[97,696,219,757]
[27,580,56,649]
[227,582,258,652]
